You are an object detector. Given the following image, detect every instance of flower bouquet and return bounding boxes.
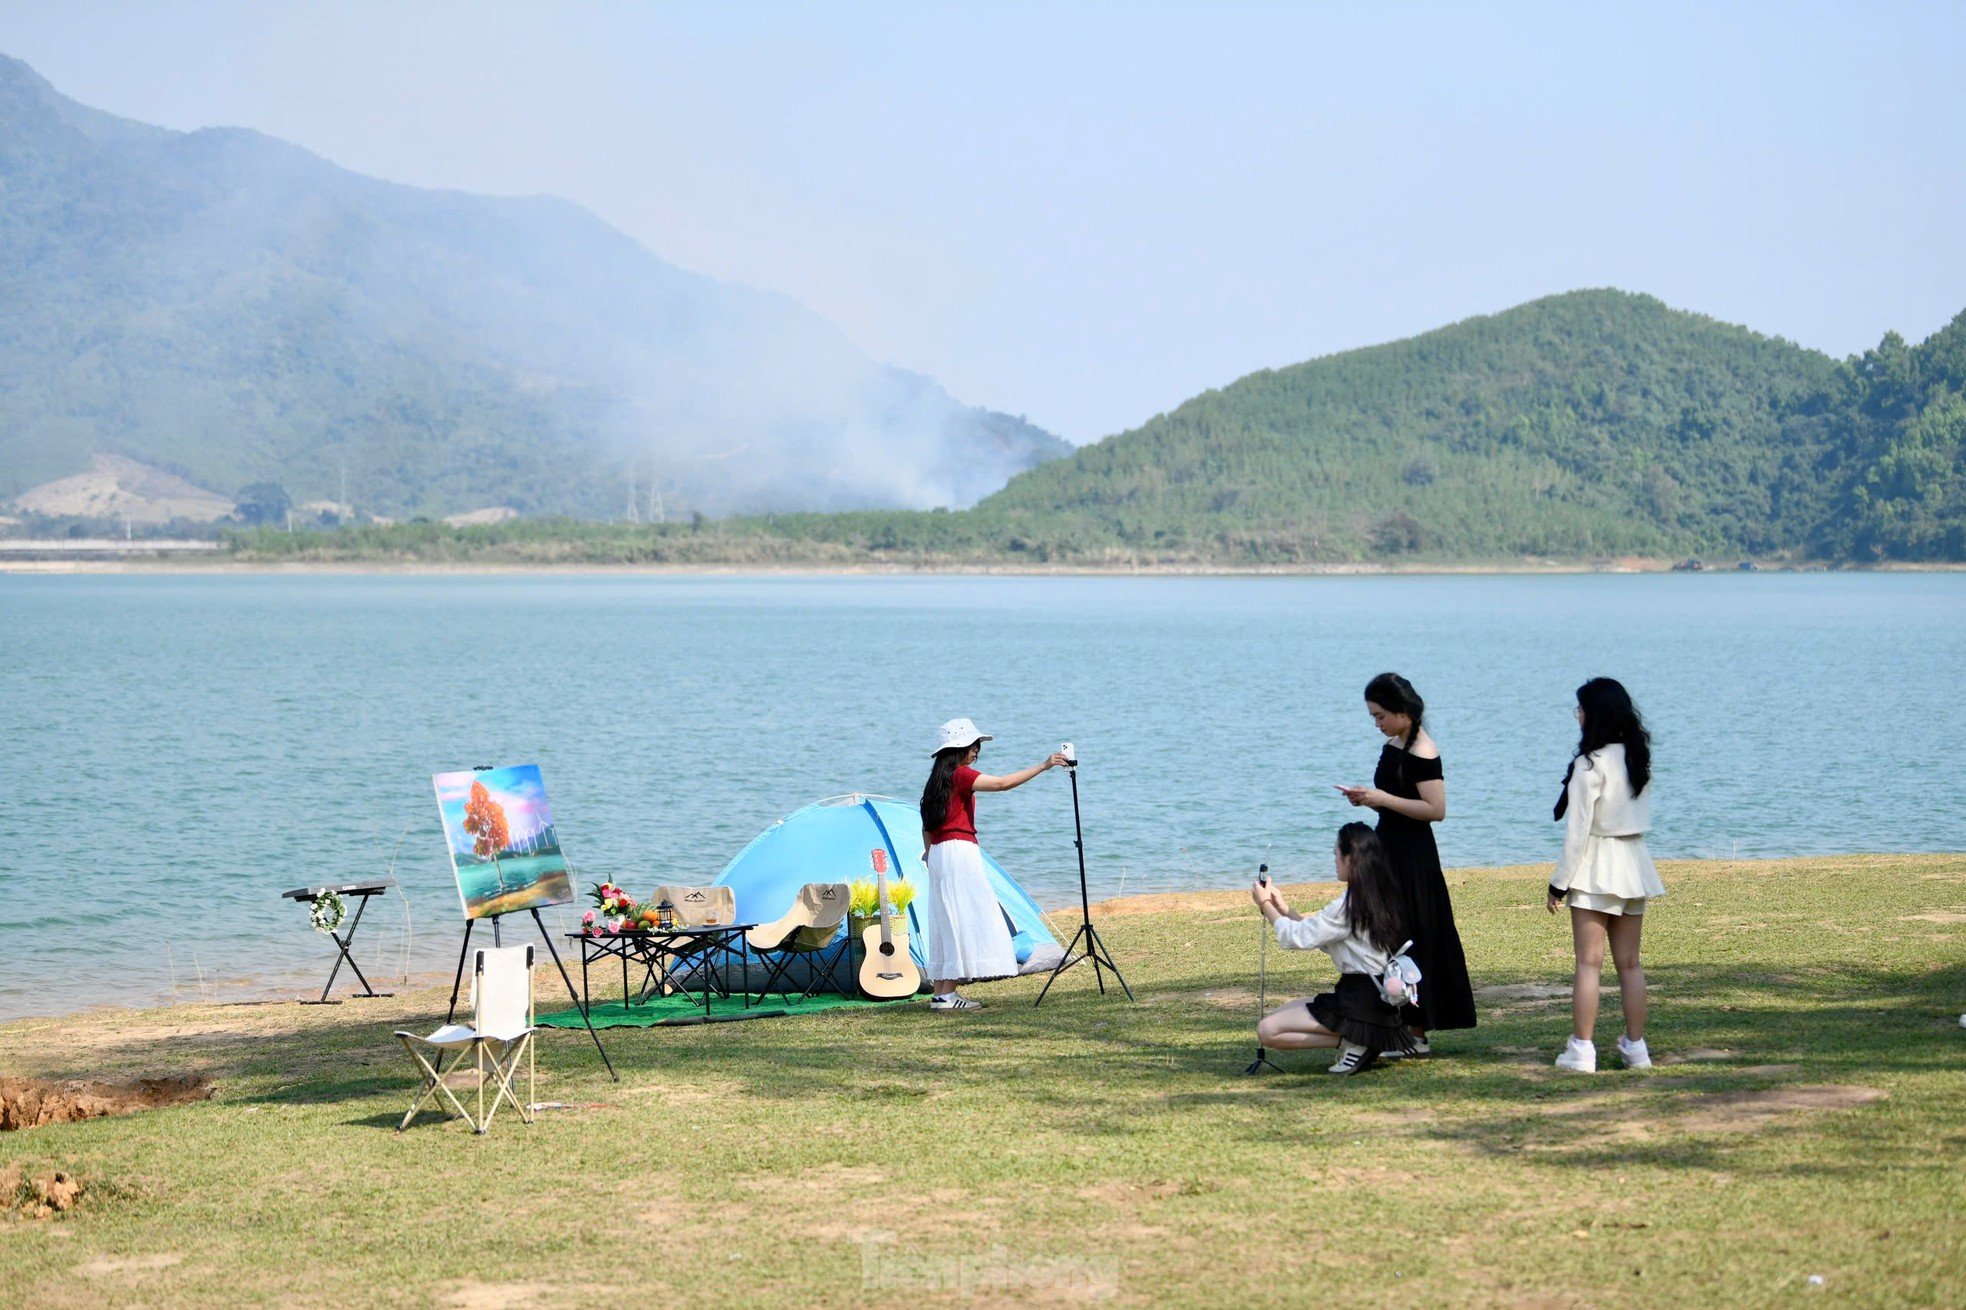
[583,881,643,935]
[583,882,679,934]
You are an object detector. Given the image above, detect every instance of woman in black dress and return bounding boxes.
[1336,672,1477,1049]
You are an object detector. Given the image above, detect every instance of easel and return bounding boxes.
[447,907,616,1081]
[1033,750,1134,1007]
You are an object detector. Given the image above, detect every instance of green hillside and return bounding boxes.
[0,55,1066,518]
[981,290,1889,560]
[212,291,1966,567]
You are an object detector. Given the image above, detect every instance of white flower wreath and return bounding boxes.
[309,890,347,935]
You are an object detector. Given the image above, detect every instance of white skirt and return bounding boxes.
[924,840,1017,983]
[1564,833,1667,902]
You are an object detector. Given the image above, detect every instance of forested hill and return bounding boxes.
[981,290,1966,562]
[0,55,1066,518]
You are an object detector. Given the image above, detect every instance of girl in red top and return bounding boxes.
[918,718,1069,1011]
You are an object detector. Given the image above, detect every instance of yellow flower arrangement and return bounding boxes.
[850,877,916,918]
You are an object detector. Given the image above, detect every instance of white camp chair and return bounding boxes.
[395,944,537,1134]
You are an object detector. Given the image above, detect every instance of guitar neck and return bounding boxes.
[875,867,894,946]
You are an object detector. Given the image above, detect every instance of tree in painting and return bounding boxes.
[463,781,512,892]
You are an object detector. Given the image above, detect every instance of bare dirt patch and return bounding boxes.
[675,1164,1016,1244]
[1200,987,1263,1011]
[1078,1179,1190,1202]
[1092,889,1249,919]
[1476,983,1574,1003]
[2,1163,90,1219]
[0,1074,212,1132]
[1900,911,1966,924]
[444,1279,564,1309]
[618,1077,746,1106]
[1677,1084,1886,1132]
[1522,1082,1887,1144]
[78,1253,183,1277]
[1656,1047,1734,1065]
[12,453,232,524]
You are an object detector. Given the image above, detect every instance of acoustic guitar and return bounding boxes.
[858,848,921,999]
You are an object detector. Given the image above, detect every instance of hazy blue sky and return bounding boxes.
[6,2,1963,442]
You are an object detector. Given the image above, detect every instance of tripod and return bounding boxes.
[1033,759,1133,1007]
[1245,863,1283,1074]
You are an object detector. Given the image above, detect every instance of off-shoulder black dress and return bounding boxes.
[1374,744,1477,1031]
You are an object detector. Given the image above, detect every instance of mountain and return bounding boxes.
[977,290,1966,561]
[0,54,1068,519]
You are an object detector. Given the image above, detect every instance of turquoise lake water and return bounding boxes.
[1,571,1960,1020]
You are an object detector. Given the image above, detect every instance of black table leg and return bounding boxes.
[335,896,391,999]
[305,892,393,1004]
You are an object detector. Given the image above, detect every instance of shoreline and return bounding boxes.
[7,556,1964,577]
[5,852,1955,1028]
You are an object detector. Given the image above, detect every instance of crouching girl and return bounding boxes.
[1251,823,1417,1075]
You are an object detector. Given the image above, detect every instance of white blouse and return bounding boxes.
[1274,892,1395,976]
[1554,743,1661,895]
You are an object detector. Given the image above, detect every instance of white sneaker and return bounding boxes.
[1617,1035,1652,1069]
[1327,1041,1374,1075]
[929,993,983,1011]
[1380,1036,1431,1061]
[1554,1036,1597,1073]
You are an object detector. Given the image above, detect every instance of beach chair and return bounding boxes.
[746,882,853,1003]
[657,883,736,928]
[648,884,741,997]
[395,944,536,1134]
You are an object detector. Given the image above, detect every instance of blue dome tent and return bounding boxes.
[712,795,1062,984]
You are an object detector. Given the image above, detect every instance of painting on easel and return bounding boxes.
[433,765,575,919]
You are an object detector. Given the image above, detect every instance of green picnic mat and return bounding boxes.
[538,991,921,1029]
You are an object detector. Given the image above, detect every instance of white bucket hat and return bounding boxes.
[932,717,993,756]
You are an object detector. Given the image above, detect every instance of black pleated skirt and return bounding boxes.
[1307,973,1420,1055]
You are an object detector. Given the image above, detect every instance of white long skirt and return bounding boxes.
[924,840,1017,983]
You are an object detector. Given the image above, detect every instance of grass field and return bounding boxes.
[1,855,1960,1308]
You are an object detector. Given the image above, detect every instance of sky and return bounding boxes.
[5,2,1963,444]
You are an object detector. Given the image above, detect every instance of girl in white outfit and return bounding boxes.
[1546,677,1665,1072]
[918,718,1069,1012]
[1252,823,1419,1075]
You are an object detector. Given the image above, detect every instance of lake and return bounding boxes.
[1,571,1960,1020]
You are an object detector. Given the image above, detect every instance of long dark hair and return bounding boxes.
[1555,677,1652,819]
[921,743,975,831]
[1364,672,1425,747]
[1337,822,1405,954]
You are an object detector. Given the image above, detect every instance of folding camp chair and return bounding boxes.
[746,882,853,1004]
[395,944,537,1134]
[646,883,741,997]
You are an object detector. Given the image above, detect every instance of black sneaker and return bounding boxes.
[1327,1041,1376,1075]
